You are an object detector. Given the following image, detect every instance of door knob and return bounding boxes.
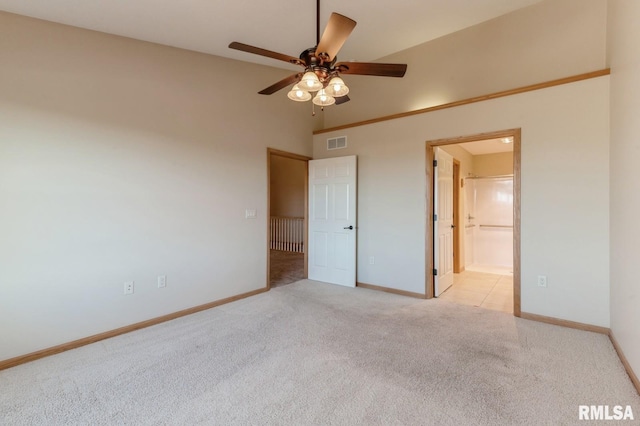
[344,225,354,230]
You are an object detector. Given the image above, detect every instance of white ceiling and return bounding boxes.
[459,138,514,156]
[0,0,543,70]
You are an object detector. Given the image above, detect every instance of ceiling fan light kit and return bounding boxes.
[312,89,336,106]
[300,71,324,92]
[287,84,313,102]
[229,0,407,111]
[325,76,349,97]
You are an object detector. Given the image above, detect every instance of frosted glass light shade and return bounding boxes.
[312,89,335,106]
[325,76,349,97]
[287,84,311,102]
[299,71,323,92]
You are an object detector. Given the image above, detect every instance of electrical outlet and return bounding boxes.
[124,281,134,295]
[537,275,548,288]
[369,256,375,265]
[157,275,167,288]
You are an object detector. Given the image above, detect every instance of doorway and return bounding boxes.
[267,149,311,288]
[426,129,521,316]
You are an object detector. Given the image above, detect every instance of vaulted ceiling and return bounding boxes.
[0,0,543,70]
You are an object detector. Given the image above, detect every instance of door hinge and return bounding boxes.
[434,214,438,221]
[433,269,438,276]
[433,160,438,167]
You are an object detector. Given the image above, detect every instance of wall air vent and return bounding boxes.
[327,136,347,151]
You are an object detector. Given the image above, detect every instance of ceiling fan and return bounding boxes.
[228,0,407,109]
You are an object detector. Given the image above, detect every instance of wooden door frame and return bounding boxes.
[452,159,462,274]
[266,148,312,289]
[425,129,521,317]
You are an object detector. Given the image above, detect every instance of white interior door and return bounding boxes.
[308,156,357,287]
[434,148,454,296]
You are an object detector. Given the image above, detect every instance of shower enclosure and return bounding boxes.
[464,175,513,273]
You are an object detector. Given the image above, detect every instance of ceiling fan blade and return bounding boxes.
[335,62,407,77]
[229,42,304,66]
[335,95,350,105]
[315,13,356,62]
[258,73,303,95]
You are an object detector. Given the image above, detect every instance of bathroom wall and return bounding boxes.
[468,177,514,270]
[474,152,514,176]
[441,147,514,271]
[466,151,515,271]
[464,179,476,267]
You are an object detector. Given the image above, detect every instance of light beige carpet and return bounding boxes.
[1,280,638,425]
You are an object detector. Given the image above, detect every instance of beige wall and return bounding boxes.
[314,76,610,327]
[270,155,306,218]
[608,0,640,383]
[0,12,314,361]
[473,152,514,177]
[441,145,475,178]
[320,0,607,130]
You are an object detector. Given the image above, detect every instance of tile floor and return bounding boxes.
[438,269,513,314]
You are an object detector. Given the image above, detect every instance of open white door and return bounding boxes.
[434,147,454,296]
[308,156,357,287]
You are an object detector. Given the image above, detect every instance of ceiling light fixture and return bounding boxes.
[299,71,324,92]
[501,137,513,144]
[312,88,336,106]
[324,76,349,97]
[228,0,407,112]
[287,84,312,102]
[291,72,349,106]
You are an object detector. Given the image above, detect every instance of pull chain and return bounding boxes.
[311,103,325,116]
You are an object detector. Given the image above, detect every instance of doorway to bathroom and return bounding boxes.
[427,129,521,316]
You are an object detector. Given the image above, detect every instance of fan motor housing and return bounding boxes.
[300,47,336,81]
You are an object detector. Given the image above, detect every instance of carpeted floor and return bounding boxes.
[1,280,638,425]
